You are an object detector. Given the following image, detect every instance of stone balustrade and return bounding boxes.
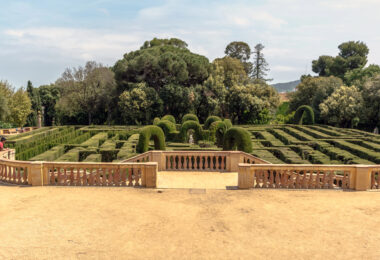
[238,164,379,191]
[123,151,270,172]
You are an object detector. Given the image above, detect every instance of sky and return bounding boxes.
[1,0,380,88]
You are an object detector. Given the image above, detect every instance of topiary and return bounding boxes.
[293,105,315,125]
[222,127,252,153]
[157,120,176,136]
[136,125,166,153]
[181,113,199,124]
[153,117,161,125]
[210,121,228,146]
[204,116,222,129]
[162,115,176,124]
[223,119,232,129]
[179,121,203,142]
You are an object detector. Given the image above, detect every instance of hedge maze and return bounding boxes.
[5,118,380,165]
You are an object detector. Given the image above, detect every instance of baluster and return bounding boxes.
[12,166,16,183]
[16,167,21,184]
[50,167,56,185]
[321,171,327,188]
[82,168,87,186]
[121,168,127,186]
[116,168,121,186]
[255,170,261,188]
[108,168,113,186]
[70,168,74,186]
[262,170,268,188]
[274,170,280,188]
[128,168,133,186]
[75,167,80,186]
[269,170,274,188]
[134,168,140,186]
[279,170,286,188]
[308,171,314,188]
[314,171,320,189]
[4,165,8,182]
[295,171,300,189]
[302,171,309,189]
[63,168,67,186]
[0,164,3,181]
[288,171,295,189]
[371,171,376,189]
[89,168,94,186]
[328,171,334,189]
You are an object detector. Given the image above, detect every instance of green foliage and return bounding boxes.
[293,105,315,125]
[210,121,228,146]
[222,127,252,153]
[136,125,166,153]
[181,113,199,124]
[223,119,232,129]
[153,117,161,125]
[8,88,32,127]
[204,116,221,129]
[225,41,252,75]
[361,75,380,128]
[179,121,203,142]
[161,115,176,124]
[83,153,102,162]
[252,43,271,82]
[157,120,176,137]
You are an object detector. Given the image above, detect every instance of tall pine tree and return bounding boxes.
[252,43,271,82]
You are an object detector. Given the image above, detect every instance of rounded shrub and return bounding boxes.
[223,119,233,129]
[136,125,166,153]
[162,115,176,124]
[293,105,315,125]
[204,116,222,129]
[182,113,199,124]
[210,121,227,146]
[222,127,252,153]
[157,120,176,136]
[180,121,203,142]
[153,117,161,125]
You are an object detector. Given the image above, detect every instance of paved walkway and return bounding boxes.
[157,171,238,189]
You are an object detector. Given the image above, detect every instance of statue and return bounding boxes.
[374,127,379,135]
[189,134,194,144]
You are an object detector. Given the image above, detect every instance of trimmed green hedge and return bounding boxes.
[204,116,222,129]
[223,127,252,153]
[179,121,203,142]
[83,153,102,162]
[136,126,166,153]
[293,105,315,125]
[153,117,161,125]
[210,121,227,146]
[182,113,199,124]
[157,120,176,137]
[162,115,176,124]
[223,119,233,129]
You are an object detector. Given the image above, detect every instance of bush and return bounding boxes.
[210,121,227,146]
[157,120,176,136]
[136,125,166,153]
[182,113,199,124]
[293,105,315,125]
[222,127,252,153]
[180,121,203,142]
[162,115,176,124]
[153,117,161,125]
[223,119,232,129]
[204,116,222,129]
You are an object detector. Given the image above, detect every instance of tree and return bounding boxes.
[344,64,380,87]
[141,37,188,49]
[227,82,279,124]
[252,43,271,82]
[361,75,380,128]
[289,76,343,121]
[56,61,116,125]
[225,41,253,74]
[312,41,369,81]
[0,81,12,121]
[26,81,41,126]
[113,40,210,92]
[213,57,248,88]
[8,88,32,127]
[319,85,363,127]
[159,84,192,120]
[118,83,162,124]
[39,84,60,126]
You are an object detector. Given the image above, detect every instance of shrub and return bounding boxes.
[180,121,203,142]
[136,125,166,153]
[153,117,161,125]
[182,113,199,124]
[161,115,176,124]
[210,121,227,146]
[293,105,315,125]
[223,119,232,129]
[204,116,222,129]
[222,127,252,153]
[157,120,176,136]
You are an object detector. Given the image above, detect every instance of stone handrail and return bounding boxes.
[238,164,380,191]
[123,151,271,172]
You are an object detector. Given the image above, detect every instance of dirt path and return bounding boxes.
[0,186,379,259]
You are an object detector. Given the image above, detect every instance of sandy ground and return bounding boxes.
[0,185,380,260]
[157,171,238,189]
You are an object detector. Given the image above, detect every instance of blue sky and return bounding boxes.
[1,0,380,87]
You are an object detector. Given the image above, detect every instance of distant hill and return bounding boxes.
[272,80,300,93]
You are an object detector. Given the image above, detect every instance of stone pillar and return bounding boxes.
[238,164,252,189]
[228,151,243,172]
[151,151,165,171]
[28,161,43,186]
[144,162,158,188]
[355,166,372,191]
[37,111,42,128]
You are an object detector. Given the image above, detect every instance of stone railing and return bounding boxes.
[238,164,380,191]
[0,149,157,187]
[123,151,271,172]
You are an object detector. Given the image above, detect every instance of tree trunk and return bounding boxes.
[88,112,92,125]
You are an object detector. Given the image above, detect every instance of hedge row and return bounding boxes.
[83,153,102,162]
[271,147,310,164]
[291,145,332,164]
[268,128,300,145]
[251,149,284,164]
[308,125,344,137]
[136,126,166,153]
[29,145,66,161]
[204,116,221,129]
[292,125,332,139]
[293,105,314,125]
[282,127,314,141]
[6,127,53,142]
[329,140,380,164]
[162,115,176,124]
[182,113,199,124]
[179,121,203,142]
[254,131,284,146]
[81,133,108,147]
[116,134,139,161]
[223,127,252,153]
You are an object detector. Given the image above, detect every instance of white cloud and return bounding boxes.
[272,65,298,72]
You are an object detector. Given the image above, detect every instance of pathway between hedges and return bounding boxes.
[157,171,238,189]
